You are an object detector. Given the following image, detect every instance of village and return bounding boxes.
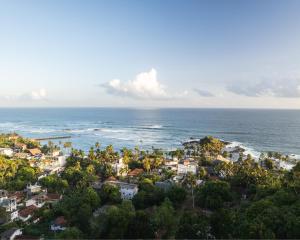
[0,133,298,239]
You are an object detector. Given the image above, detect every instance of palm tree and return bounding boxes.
[184,172,197,208]
[143,157,151,173]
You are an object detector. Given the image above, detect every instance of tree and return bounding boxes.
[176,211,212,239]
[200,136,224,159]
[57,227,83,239]
[183,172,197,208]
[167,185,187,207]
[151,198,177,239]
[100,183,121,204]
[195,180,232,210]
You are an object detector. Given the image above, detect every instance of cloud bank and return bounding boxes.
[227,78,300,98]
[1,88,48,101]
[194,88,215,97]
[102,69,186,100]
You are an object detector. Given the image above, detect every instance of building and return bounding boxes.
[18,205,38,222]
[0,148,14,157]
[127,168,144,177]
[26,183,42,195]
[105,181,138,200]
[110,158,128,176]
[177,162,198,175]
[25,194,46,208]
[28,148,42,156]
[0,194,18,221]
[1,228,22,240]
[14,143,27,151]
[50,216,67,231]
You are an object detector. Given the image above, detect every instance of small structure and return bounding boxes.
[14,143,27,151]
[26,183,42,195]
[128,168,144,177]
[177,162,198,175]
[25,194,46,208]
[105,181,138,200]
[110,158,128,176]
[0,228,22,240]
[0,148,14,157]
[28,148,42,156]
[46,193,62,204]
[50,216,67,231]
[19,205,38,222]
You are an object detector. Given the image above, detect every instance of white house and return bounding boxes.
[0,148,14,157]
[177,162,198,175]
[105,181,138,200]
[25,194,46,208]
[110,158,128,176]
[50,216,67,231]
[26,183,42,195]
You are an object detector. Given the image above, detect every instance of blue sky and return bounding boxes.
[1,0,300,108]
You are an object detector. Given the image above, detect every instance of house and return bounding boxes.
[0,197,17,212]
[105,180,138,200]
[18,205,38,222]
[14,143,27,151]
[127,168,144,177]
[25,194,46,208]
[0,148,14,157]
[14,153,30,159]
[1,228,22,240]
[177,162,198,175]
[8,191,25,204]
[50,216,67,231]
[26,183,42,195]
[45,193,62,204]
[0,190,18,221]
[28,148,42,156]
[110,158,128,176]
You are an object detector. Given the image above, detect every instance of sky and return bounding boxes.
[1,0,300,108]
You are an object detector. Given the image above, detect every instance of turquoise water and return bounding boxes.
[0,108,299,156]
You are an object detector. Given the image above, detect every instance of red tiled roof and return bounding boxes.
[28,148,41,156]
[46,193,61,201]
[19,205,38,218]
[54,216,67,226]
[106,176,117,181]
[128,168,144,177]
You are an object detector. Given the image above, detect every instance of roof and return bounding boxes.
[53,216,67,226]
[14,152,29,159]
[105,180,138,189]
[106,176,117,181]
[19,205,38,218]
[1,228,21,239]
[28,148,42,156]
[128,168,144,177]
[46,193,62,201]
[15,142,27,147]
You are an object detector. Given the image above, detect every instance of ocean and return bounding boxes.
[0,108,299,157]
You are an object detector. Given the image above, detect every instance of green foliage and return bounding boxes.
[176,211,212,239]
[151,198,176,239]
[99,183,122,204]
[195,180,232,210]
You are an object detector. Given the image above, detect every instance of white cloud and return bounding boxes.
[1,88,48,101]
[26,88,48,100]
[227,78,300,98]
[102,68,186,100]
